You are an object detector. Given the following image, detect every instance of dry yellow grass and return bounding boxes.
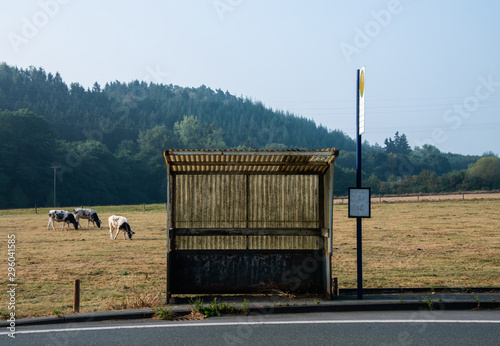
[332,199,500,288]
[0,199,499,318]
[0,205,167,319]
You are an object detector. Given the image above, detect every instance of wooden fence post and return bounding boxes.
[333,277,339,296]
[74,279,80,313]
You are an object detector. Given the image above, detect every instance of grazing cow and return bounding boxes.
[73,208,101,228]
[47,210,79,230]
[108,215,134,240]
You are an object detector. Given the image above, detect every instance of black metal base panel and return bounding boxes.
[170,250,326,294]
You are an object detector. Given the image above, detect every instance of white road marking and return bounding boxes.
[3,319,500,336]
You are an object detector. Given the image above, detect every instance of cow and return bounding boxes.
[108,215,134,240]
[73,208,101,228]
[47,210,79,231]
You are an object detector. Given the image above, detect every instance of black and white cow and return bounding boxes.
[47,210,79,230]
[108,215,134,240]
[73,208,101,228]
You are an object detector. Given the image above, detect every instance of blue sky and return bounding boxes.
[1,0,499,155]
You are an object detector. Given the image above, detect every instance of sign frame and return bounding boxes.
[348,187,371,218]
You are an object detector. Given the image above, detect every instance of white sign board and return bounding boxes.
[358,67,365,135]
[348,187,371,218]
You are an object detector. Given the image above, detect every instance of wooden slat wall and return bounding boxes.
[173,174,320,250]
[175,175,247,228]
[248,175,318,228]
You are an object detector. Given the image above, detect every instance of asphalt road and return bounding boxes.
[4,310,500,345]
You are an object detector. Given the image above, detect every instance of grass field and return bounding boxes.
[332,199,500,288]
[1,199,499,318]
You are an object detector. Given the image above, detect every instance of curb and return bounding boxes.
[2,309,156,327]
[338,287,500,295]
[258,301,500,315]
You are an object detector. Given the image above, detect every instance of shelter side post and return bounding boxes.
[323,163,335,299]
[328,163,335,255]
[327,163,335,299]
[165,164,171,303]
[319,172,325,229]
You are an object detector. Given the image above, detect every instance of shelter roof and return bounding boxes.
[163,149,339,174]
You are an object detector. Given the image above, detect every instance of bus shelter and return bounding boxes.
[162,149,339,302]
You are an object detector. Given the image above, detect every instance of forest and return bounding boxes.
[0,63,499,209]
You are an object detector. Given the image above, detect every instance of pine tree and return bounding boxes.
[384,132,411,155]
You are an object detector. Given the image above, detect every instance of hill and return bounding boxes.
[0,63,497,208]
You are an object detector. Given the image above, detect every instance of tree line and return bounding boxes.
[0,63,498,209]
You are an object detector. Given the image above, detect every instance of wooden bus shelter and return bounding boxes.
[162,149,339,302]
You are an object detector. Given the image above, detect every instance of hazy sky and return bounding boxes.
[1,0,499,155]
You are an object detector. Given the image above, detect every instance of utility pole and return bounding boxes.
[50,166,60,208]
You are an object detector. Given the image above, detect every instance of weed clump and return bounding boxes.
[154,307,175,320]
[189,297,249,318]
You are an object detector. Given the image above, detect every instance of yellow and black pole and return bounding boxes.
[356,67,365,299]
[349,68,370,300]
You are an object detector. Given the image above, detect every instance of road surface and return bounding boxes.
[4,310,500,345]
